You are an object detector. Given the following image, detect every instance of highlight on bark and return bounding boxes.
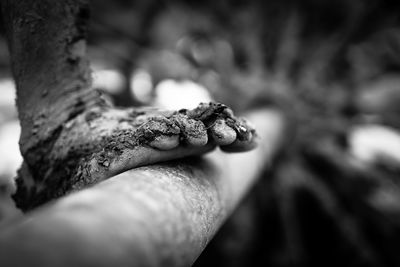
[0,108,285,267]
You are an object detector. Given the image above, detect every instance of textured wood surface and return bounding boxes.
[0,109,285,267]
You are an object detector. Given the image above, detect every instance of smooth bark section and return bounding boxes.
[0,109,285,267]
[1,0,102,155]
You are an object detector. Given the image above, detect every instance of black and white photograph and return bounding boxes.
[0,0,400,266]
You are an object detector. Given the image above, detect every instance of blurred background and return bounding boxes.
[2,0,400,266]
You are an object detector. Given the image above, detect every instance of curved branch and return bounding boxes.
[0,109,285,267]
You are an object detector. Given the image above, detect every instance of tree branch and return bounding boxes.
[0,109,285,267]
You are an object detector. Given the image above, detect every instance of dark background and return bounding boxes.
[2,1,400,266]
